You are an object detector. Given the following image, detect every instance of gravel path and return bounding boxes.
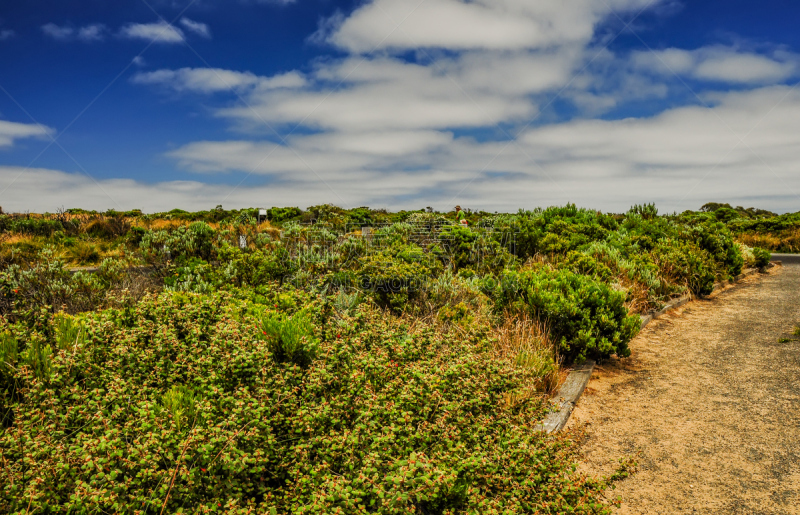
[568,265,800,514]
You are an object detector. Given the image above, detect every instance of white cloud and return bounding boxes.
[633,46,798,84]
[77,24,106,42]
[5,85,800,214]
[158,86,800,213]
[180,18,211,38]
[41,23,74,41]
[72,0,800,213]
[323,0,658,53]
[131,68,306,93]
[41,23,106,42]
[0,120,53,148]
[0,29,14,41]
[119,21,185,43]
[211,50,585,132]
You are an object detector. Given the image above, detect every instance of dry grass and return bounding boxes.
[493,313,561,396]
[66,241,101,265]
[0,234,38,246]
[143,219,187,230]
[737,233,783,249]
[738,228,800,253]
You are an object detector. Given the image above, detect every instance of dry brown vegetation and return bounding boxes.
[737,228,800,253]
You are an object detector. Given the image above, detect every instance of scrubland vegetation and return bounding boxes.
[0,202,782,513]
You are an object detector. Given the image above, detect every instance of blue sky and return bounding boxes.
[1,0,800,213]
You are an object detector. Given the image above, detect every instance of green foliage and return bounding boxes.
[651,239,716,296]
[54,315,87,351]
[140,221,217,267]
[439,224,479,271]
[357,252,429,310]
[0,293,621,513]
[157,385,198,431]
[492,267,640,361]
[66,240,101,264]
[267,206,303,223]
[752,247,771,268]
[0,248,113,320]
[628,203,658,219]
[1,217,64,237]
[0,332,18,377]
[258,310,318,367]
[22,338,53,381]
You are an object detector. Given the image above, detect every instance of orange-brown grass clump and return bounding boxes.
[494,313,560,396]
[737,227,800,253]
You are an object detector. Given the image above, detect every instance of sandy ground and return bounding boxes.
[567,264,800,514]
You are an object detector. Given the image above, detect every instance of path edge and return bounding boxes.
[536,264,776,433]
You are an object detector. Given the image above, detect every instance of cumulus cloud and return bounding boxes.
[119,21,185,43]
[322,0,657,53]
[4,88,800,213]
[180,18,211,38]
[0,120,53,148]
[131,68,306,93]
[158,86,800,213]
[210,50,583,132]
[633,46,799,84]
[34,0,799,213]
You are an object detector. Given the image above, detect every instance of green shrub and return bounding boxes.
[267,206,303,223]
[651,239,715,296]
[22,338,53,381]
[0,293,622,513]
[0,248,110,320]
[67,240,101,264]
[139,221,217,267]
[492,267,640,361]
[358,252,428,310]
[628,203,659,219]
[8,217,63,237]
[752,247,771,269]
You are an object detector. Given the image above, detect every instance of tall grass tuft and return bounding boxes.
[259,310,318,367]
[494,314,560,395]
[54,315,86,351]
[0,332,18,376]
[159,385,197,431]
[23,339,53,381]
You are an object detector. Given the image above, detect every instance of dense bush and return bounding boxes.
[752,247,772,268]
[267,206,303,223]
[0,293,626,513]
[651,239,716,296]
[491,267,640,361]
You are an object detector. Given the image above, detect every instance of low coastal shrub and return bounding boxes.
[491,267,640,361]
[0,292,625,513]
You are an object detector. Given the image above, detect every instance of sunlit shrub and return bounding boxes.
[492,267,640,361]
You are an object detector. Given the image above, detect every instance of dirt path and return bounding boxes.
[568,265,800,514]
